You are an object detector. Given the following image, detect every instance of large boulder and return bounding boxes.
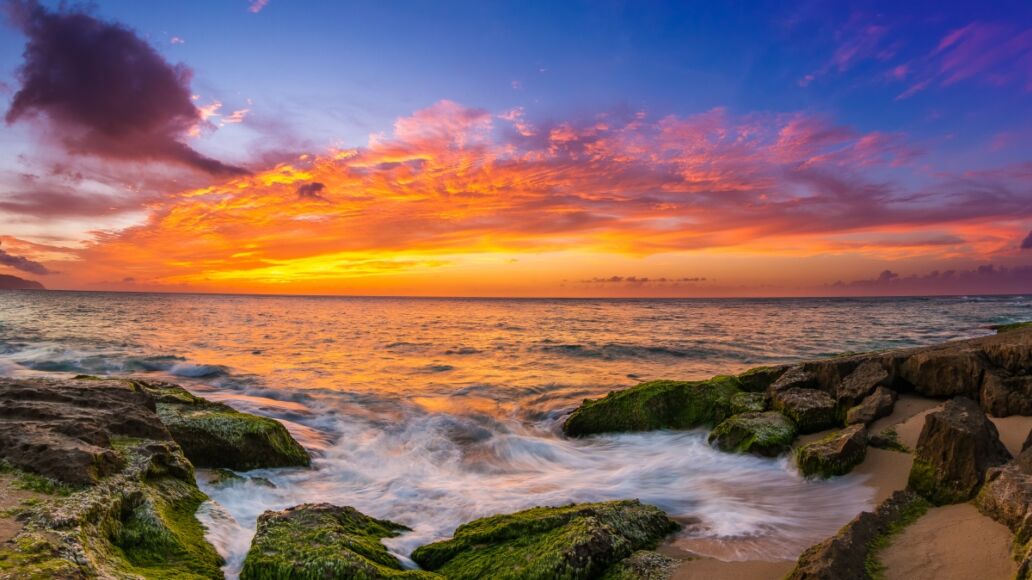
[907,397,1012,505]
[240,503,433,579]
[410,500,678,579]
[137,380,310,470]
[769,366,821,393]
[976,447,1032,537]
[730,391,767,414]
[788,490,928,580]
[0,380,224,579]
[796,424,868,478]
[562,377,740,437]
[836,361,889,408]
[708,411,797,457]
[0,377,171,484]
[845,387,897,426]
[772,388,838,434]
[981,370,1032,417]
[897,348,986,400]
[736,365,789,392]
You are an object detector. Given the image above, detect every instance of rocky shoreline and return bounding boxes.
[0,322,1029,579]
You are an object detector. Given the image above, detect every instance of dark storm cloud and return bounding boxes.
[296,181,327,200]
[3,0,246,175]
[0,241,51,275]
[1022,230,1032,250]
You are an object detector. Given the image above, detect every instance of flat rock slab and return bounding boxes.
[796,424,867,478]
[878,504,1016,580]
[0,377,171,484]
[772,388,837,434]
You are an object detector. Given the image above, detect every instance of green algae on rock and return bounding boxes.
[410,500,679,580]
[240,503,436,579]
[708,411,797,457]
[600,550,680,580]
[136,380,310,470]
[0,440,223,579]
[795,424,868,478]
[992,321,1032,334]
[562,376,741,437]
[906,397,1011,505]
[772,388,838,434]
[730,391,768,415]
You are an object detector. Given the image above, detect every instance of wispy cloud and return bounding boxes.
[248,0,269,14]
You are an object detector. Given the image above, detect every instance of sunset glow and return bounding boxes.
[1,1,1029,296]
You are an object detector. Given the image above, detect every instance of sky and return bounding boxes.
[0,0,1030,297]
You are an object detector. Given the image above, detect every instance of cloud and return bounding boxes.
[248,0,269,13]
[61,101,1032,290]
[3,1,246,175]
[1023,230,1032,250]
[832,264,1032,295]
[0,240,52,275]
[296,182,327,201]
[897,22,1032,99]
[578,276,707,285]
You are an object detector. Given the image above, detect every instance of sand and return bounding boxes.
[671,558,794,579]
[990,414,1032,456]
[879,503,1017,580]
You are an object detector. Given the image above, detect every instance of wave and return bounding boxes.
[538,342,716,360]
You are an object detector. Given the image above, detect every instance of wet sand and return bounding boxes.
[879,503,1017,580]
[671,558,794,579]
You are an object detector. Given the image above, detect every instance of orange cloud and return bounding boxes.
[32,100,1029,295]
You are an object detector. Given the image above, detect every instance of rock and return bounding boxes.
[845,387,897,425]
[907,397,1012,505]
[898,348,986,400]
[1024,429,1032,453]
[981,370,1032,417]
[772,388,837,434]
[836,361,889,408]
[730,391,767,414]
[0,377,171,485]
[736,366,789,392]
[708,411,797,457]
[601,550,679,580]
[992,321,1032,334]
[411,500,679,579]
[796,425,867,478]
[137,380,311,470]
[769,366,820,393]
[562,377,741,437]
[240,503,433,579]
[868,427,909,453]
[0,432,223,578]
[976,447,1032,536]
[788,490,928,580]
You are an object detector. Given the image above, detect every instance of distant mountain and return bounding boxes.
[0,274,45,290]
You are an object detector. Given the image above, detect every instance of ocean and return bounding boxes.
[1,291,1028,576]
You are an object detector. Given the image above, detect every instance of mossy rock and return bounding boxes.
[772,388,838,434]
[708,411,796,457]
[562,377,742,437]
[736,366,788,392]
[730,392,768,415]
[992,321,1032,333]
[0,440,224,579]
[600,550,679,580]
[240,503,434,579]
[795,424,867,478]
[410,500,679,580]
[136,380,310,470]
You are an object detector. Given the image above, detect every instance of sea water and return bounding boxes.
[0,291,1027,576]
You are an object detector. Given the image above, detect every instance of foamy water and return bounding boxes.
[0,291,1027,576]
